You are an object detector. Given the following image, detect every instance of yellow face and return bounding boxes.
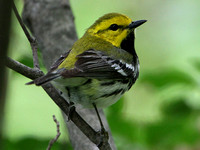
[87,13,133,48]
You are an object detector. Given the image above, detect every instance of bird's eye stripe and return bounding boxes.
[109,24,119,31]
[96,25,124,34]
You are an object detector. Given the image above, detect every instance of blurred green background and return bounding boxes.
[3,0,200,150]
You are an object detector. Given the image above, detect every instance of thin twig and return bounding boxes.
[12,1,40,69]
[12,1,33,43]
[30,40,40,69]
[47,115,61,150]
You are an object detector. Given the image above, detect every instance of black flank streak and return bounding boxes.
[65,87,71,98]
[100,89,124,98]
[119,79,130,84]
[100,81,115,86]
[127,80,134,90]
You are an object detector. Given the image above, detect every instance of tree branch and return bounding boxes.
[5,57,111,149]
[6,57,43,80]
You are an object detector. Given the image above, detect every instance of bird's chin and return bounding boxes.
[129,29,135,34]
[120,31,135,54]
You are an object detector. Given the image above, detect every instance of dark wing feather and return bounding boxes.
[61,49,134,79]
[28,49,135,86]
[27,51,71,85]
[49,51,71,71]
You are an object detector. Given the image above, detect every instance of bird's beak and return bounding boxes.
[128,20,147,29]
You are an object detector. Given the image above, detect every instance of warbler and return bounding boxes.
[28,13,146,132]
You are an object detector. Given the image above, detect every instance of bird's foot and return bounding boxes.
[67,102,75,121]
[96,127,109,147]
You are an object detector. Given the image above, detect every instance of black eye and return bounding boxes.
[109,24,119,31]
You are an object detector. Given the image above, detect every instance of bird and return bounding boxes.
[28,13,146,134]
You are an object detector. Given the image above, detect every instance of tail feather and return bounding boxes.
[26,73,61,86]
[26,80,35,85]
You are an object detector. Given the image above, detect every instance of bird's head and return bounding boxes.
[86,13,146,53]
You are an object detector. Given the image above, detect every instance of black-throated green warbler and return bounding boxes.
[28,13,146,132]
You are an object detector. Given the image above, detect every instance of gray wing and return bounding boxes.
[27,51,70,85]
[29,49,135,86]
[61,49,135,79]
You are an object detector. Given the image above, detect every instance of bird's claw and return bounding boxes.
[96,128,109,147]
[67,102,75,121]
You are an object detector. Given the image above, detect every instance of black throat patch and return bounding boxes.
[120,32,136,56]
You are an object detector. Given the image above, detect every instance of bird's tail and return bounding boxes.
[26,72,61,86]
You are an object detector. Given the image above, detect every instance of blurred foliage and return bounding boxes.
[17,54,33,68]
[2,137,72,150]
[107,64,200,150]
[193,59,200,73]
[4,0,200,150]
[140,68,195,88]
[108,80,200,150]
[16,49,44,68]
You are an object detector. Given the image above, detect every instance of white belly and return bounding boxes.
[53,78,132,108]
